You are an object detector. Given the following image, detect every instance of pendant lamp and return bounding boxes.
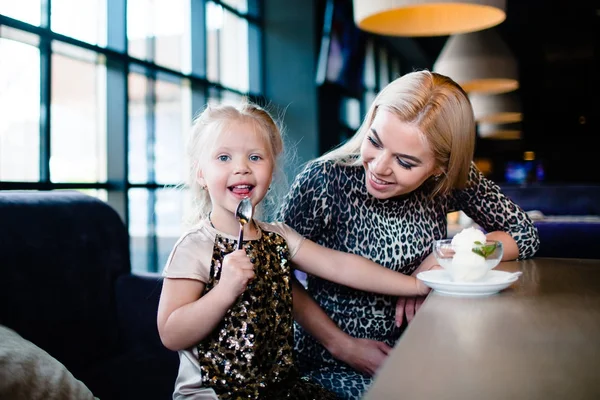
[352,0,506,37]
[478,122,521,140]
[434,28,518,94]
[470,93,522,124]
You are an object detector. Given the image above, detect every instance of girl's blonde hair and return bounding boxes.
[319,70,476,197]
[185,100,284,225]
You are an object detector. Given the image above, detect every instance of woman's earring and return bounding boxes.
[433,174,443,181]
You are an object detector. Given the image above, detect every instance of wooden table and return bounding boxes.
[364,258,600,400]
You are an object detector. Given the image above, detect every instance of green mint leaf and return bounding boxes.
[472,247,485,258]
[471,242,497,258]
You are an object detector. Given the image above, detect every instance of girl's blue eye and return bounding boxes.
[249,155,262,162]
[217,155,230,162]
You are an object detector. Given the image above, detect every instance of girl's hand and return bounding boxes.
[415,277,432,296]
[396,263,441,325]
[414,262,441,295]
[217,249,255,301]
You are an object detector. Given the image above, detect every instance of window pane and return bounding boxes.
[155,77,188,184]
[51,0,107,46]
[129,187,189,273]
[156,187,188,272]
[0,0,41,26]
[128,73,149,183]
[51,42,107,183]
[0,31,40,181]
[220,90,244,106]
[206,1,249,92]
[220,0,248,14]
[128,73,189,184]
[129,188,150,274]
[207,87,244,106]
[127,0,190,73]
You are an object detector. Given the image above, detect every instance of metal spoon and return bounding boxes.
[235,197,253,250]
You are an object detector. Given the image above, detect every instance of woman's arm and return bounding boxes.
[453,163,540,260]
[293,238,430,296]
[292,278,392,376]
[486,230,519,260]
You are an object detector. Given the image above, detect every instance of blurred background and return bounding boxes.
[0,0,597,273]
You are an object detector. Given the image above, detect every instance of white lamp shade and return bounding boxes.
[434,29,518,94]
[353,0,506,36]
[470,93,522,124]
[352,0,506,37]
[478,122,521,140]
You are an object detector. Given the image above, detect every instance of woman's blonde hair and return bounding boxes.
[319,70,476,197]
[185,100,284,224]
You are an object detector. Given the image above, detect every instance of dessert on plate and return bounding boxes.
[433,227,503,282]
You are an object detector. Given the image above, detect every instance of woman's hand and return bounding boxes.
[217,249,255,301]
[330,336,392,377]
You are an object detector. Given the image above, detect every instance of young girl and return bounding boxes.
[157,101,433,400]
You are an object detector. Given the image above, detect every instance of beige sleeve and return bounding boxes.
[162,230,213,283]
[259,221,306,259]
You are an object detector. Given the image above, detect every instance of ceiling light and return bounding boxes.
[352,0,506,37]
[470,93,522,124]
[434,28,518,94]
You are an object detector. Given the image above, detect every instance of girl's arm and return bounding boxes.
[157,249,254,351]
[157,278,235,351]
[293,239,430,296]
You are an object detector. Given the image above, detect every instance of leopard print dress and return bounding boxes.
[277,160,540,400]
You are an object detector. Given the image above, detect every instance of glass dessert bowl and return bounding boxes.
[433,238,504,282]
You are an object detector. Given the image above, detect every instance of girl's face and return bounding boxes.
[360,109,441,200]
[199,120,274,223]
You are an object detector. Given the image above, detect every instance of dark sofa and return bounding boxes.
[0,191,178,400]
[500,185,600,259]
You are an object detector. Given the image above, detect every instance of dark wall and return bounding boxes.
[314,0,598,184]
[404,0,598,184]
[499,0,598,183]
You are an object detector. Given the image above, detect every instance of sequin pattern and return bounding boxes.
[196,230,338,399]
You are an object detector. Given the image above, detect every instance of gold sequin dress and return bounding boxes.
[163,219,338,400]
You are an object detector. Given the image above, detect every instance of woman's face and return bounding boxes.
[360,109,440,200]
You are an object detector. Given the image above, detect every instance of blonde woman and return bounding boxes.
[278,70,540,399]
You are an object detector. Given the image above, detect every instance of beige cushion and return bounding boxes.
[0,325,97,400]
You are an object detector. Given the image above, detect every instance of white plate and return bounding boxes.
[417,270,520,297]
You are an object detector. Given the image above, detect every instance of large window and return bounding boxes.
[0,0,263,273]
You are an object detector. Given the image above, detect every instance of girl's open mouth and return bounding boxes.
[229,184,254,196]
